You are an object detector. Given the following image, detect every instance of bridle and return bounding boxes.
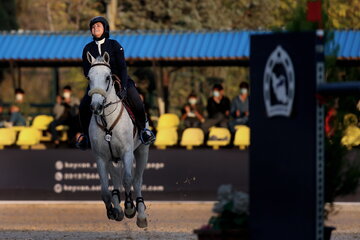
[87,62,122,116]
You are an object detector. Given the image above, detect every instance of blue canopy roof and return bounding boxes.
[0,30,358,64]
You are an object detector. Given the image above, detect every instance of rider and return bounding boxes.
[77,16,155,149]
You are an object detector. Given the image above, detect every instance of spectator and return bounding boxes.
[228,81,250,133]
[48,86,80,147]
[202,84,230,132]
[8,88,30,127]
[0,103,8,128]
[181,93,205,128]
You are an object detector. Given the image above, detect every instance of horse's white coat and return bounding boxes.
[87,52,149,228]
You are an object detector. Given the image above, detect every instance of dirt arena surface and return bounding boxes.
[0,202,359,240]
[326,203,360,240]
[0,201,213,240]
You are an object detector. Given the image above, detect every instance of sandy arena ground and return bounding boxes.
[0,201,359,240]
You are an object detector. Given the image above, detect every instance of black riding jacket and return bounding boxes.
[82,38,132,89]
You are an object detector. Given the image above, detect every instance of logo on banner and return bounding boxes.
[263,45,295,117]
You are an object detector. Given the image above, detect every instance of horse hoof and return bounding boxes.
[136,217,148,228]
[107,208,115,220]
[113,208,124,221]
[125,207,136,219]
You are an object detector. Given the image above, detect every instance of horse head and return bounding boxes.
[87,51,113,115]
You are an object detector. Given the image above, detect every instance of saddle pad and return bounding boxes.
[123,100,137,137]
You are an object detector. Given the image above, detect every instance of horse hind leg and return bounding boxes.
[133,144,149,228]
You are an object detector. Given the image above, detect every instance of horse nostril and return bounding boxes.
[90,103,103,115]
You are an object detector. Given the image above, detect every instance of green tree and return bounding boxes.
[0,0,18,30]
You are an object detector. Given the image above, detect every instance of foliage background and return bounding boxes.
[0,0,359,115]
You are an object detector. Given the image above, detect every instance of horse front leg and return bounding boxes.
[108,162,125,221]
[133,144,149,228]
[96,157,115,220]
[122,151,136,219]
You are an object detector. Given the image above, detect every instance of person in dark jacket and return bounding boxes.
[77,16,155,149]
[201,84,230,132]
[181,93,205,128]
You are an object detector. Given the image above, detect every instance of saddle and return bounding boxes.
[113,74,137,135]
[123,99,136,126]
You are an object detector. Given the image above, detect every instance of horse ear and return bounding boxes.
[103,52,110,65]
[87,51,95,64]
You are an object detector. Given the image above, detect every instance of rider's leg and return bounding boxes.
[125,86,155,145]
[76,86,92,149]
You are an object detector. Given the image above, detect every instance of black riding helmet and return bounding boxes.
[89,16,110,40]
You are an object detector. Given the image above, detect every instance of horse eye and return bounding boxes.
[106,76,111,81]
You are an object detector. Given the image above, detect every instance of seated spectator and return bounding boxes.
[229,81,249,133]
[48,86,80,147]
[202,84,230,132]
[8,88,30,127]
[181,93,205,128]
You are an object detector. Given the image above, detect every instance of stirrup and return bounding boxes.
[76,134,89,150]
[140,128,156,145]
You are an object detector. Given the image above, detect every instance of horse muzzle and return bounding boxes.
[90,102,104,115]
[89,88,107,115]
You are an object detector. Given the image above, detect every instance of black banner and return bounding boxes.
[0,149,248,201]
[250,32,321,240]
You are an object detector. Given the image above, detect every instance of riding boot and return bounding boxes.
[124,86,155,145]
[76,86,92,150]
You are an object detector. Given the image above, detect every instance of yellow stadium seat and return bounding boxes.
[31,115,54,141]
[343,113,358,127]
[56,125,69,141]
[180,128,204,150]
[32,115,54,130]
[16,127,41,149]
[154,128,178,150]
[0,128,17,149]
[341,125,360,149]
[157,113,180,130]
[234,125,250,150]
[11,126,26,132]
[207,127,231,150]
[341,114,360,149]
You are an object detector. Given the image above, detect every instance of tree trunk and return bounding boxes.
[153,64,165,115]
[106,0,118,30]
[46,2,54,31]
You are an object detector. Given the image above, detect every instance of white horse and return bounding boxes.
[86,51,148,228]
